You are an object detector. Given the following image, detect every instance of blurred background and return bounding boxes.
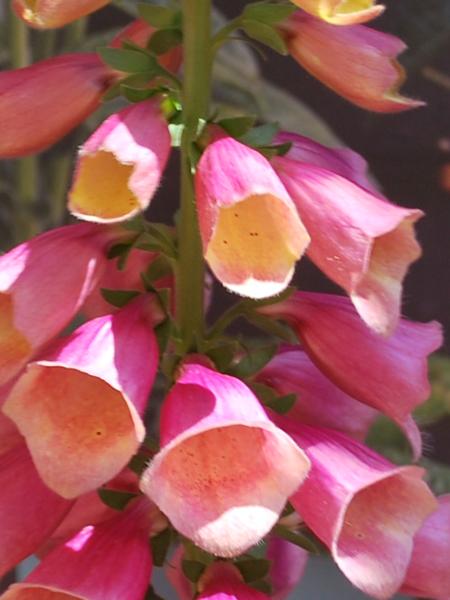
[0,0,449,597]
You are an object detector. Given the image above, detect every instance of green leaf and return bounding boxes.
[218,115,256,137]
[154,317,172,354]
[206,340,241,371]
[257,141,293,159]
[145,255,173,282]
[148,28,182,55]
[251,580,273,595]
[100,288,141,308]
[235,558,270,583]
[121,85,155,102]
[241,20,288,55]
[239,122,280,148]
[243,2,296,24]
[181,560,206,583]
[138,4,179,28]
[128,452,148,476]
[150,528,172,567]
[98,47,157,73]
[229,344,278,378]
[273,524,321,554]
[251,383,296,414]
[97,488,137,511]
[107,242,133,259]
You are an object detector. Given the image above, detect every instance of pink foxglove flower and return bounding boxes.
[281,13,423,112]
[0,54,115,158]
[195,135,310,298]
[1,498,154,600]
[272,134,423,334]
[0,223,113,386]
[3,297,161,498]
[258,292,442,459]
[280,421,437,599]
[267,536,309,600]
[288,0,384,25]
[68,100,171,223]
[256,347,377,441]
[400,494,450,600]
[140,360,310,556]
[12,0,110,28]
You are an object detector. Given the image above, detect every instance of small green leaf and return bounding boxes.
[251,580,273,595]
[98,47,157,73]
[266,393,296,414]
[148,28,182,55]
[107,242,132,259]
[97,488,137,511]
[206,340,240,371]
[273,524,321,554]
[154,318,172,355]
[235,558,270,583]
[121,85,155,102]
[181,560,206,583]
[100,288,141,308]
[257,141,293,159]
[145,255,173,282]
[239,122,280,148]
[128,452,148,476]
[150,528,172,567]
[243,2,297,24]
[138,4,179,28]
[229,344,278,378]
[241,20,288,54]
[218,116,256,138]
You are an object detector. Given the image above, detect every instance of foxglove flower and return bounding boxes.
[281,13,423,112]
[272,133,423,334]
[3,297,161,498]
[141,360,310,556]
[279,421,437,599]
[68,100,171,223]
[259,291,442,458]
[12,0,110,29]
[0,223,112,386]
[289,0,384,24]
[0,54,115,158]
[195,135,310,298]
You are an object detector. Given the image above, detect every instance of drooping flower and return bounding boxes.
[1,498,155,600]
[266,536,309,600]
[195,135,310,299]
[278,420,437,599]
[400,494,450,600]
[3,296,162,498]
[0,54,115,158]
[288,0,384,25]
[0,223,113,386]
[68,100,171,223]
[258,291,442,458]
[140,360,310,557]
[255,347,377,441]
[12,0,110,29]
[272,133,423,335]
[280,12,423,112]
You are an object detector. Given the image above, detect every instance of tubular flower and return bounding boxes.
[256,347,377,441]
[140,360,310,557]
[281,12,423,113]
[68,100,171,223]
[280,421,437,599]
[12,0,110,29]
[272,132,423,335]
[258,291,442,459]
[288,0,384,25]
[0,54,115,158]
[195,135,310,299]
[400,495,450,600]
[1,498,155,600]
[0,223,113,387]
[3,297,162,498]
[267,536,309,600]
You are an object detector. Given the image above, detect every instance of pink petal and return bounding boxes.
[199,562,270,600]
[267,536,308,600]
[281,421,437,599]
[141,361,310,557]
[195,136,310,298]
[3,297,160,498]
[68,100,171,223]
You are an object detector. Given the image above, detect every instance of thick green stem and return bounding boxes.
[176,0,212,353]
[9,8,39,241]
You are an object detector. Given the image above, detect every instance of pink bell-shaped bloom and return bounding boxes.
[0,54,115,158]
[267,536,308,600]
[272,138,423,335]
[258,292,442,459]
[3,297,161,498]
[280,421,437,599]
[281,12,423,112]
[0,441,73,578]
[68,100,171,223]
[12,0,110,29]
[400,495,450,600]
[288,0,384,24]
[195,135,310,299]
[198,562,270,600]
[256,347,377,441]
[0,223,114,387]
[111,19,182,73]
[1,497,154,600]
[140,361,310,557]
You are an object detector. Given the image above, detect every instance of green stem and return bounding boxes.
[9,8,39,241]
[63,17,88,50]
[211,17,243,53]
[176,0,212,353]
